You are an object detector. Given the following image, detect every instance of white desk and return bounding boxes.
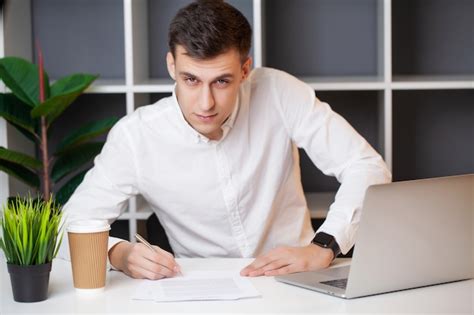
[1,257,472,314]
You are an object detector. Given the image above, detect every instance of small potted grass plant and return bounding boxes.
[0,196,64,302]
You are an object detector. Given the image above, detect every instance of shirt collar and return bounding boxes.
[172,84,240,144]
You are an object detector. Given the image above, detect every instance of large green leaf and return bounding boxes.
[0,93,37,135]
[0,146,42,170]
[30,74,98,123]
[0,57,50,107]
[55,169,89,205]
[51,142,104,183]
[0,160,40,188]
[8,122,37,143]
[55,117,118,154]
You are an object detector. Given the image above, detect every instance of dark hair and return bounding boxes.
[168,0,252,63]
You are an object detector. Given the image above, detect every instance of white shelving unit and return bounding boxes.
[1,0,472,242]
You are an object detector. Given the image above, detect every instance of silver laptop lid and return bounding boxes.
[345,174,473,298]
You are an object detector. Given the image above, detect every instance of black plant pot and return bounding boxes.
[7,262,52,302]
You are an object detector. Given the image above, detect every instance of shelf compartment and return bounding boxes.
[110,220,130,240]
[31,0,125,80]
[393,89,474,181]
[49,94,127,190]
[110,219,148,241]
[133,93,173,110]
[146,0,254,81]
[392,0,474,76]
[306,192,335,219]
[264,0,380,78]
[300,90,384,192]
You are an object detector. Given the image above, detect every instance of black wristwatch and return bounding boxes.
[312,232,341,259]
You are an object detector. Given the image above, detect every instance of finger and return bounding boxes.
[152,245,182,271]
[130,264,167,280]
[247,259,289,277]
[153,245,175,259]
[138,245,179,275]
[139,244,176,266]
[138,256,176,278]
[240,254,278,276]
[240,247,290,276]
[264,264,300,277]
[247,267,268,277]
[240,258,269,276]
[255,259,289,275]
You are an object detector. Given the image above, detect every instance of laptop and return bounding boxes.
[275,174,474,299]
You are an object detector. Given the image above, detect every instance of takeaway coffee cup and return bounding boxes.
[67,220,110,292]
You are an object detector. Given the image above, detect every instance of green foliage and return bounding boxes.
[0,146,42,170]
[0,93,37,136]
[0,57,50,107]
[30,73,98,124]
[55,170,89,206]
[56,117,118,154]
[0,56,117,204]
[0,160,40,188]
[0,196,64,265]
[51,142,103,182]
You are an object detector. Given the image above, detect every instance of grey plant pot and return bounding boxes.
[7,261,52,302]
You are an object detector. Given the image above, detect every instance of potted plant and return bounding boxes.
[0,196,64,302]
[0,47,118,205]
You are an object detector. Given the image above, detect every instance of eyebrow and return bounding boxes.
[179,71,235,81]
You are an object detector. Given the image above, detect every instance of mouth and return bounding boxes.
[195,113,218,122]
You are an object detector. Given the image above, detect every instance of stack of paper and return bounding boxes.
[132,271,261,302]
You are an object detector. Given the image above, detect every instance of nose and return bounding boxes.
[199,85,215,112]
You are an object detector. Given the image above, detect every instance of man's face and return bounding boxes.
[167,45,251,140]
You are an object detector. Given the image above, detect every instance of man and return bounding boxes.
[63,0,391,280]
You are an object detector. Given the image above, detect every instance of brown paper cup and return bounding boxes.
[67,220,110,292]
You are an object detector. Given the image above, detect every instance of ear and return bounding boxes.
[166,52,176,80]
[241,56,252,81]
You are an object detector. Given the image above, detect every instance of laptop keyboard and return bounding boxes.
[320,278,348,290]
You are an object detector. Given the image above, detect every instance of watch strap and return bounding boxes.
[312,232,341,259]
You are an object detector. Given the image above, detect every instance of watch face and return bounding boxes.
[314,232,334,246]
[313,232,341,258]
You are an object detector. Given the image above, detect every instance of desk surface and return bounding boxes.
[1,257,473,314]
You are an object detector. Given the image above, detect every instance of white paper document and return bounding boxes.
[132,271,261,302]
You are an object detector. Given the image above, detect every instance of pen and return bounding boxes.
[134,233,182,276]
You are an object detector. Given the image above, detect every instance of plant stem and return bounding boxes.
[37,42,50,200]
[40,116,50,199]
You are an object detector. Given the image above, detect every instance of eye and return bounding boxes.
[215,79,229,87]
[184,76,198,85]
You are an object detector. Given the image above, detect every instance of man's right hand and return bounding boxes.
[108,241,181,280]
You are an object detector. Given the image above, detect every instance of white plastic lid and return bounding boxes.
[67,220,111,233]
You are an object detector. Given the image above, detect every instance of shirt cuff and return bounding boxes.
[316,214,355,255]
[107,237,128,271]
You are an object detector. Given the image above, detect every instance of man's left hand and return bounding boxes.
[240,243,334,277]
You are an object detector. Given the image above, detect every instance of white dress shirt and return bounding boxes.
[62,67,391,258]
